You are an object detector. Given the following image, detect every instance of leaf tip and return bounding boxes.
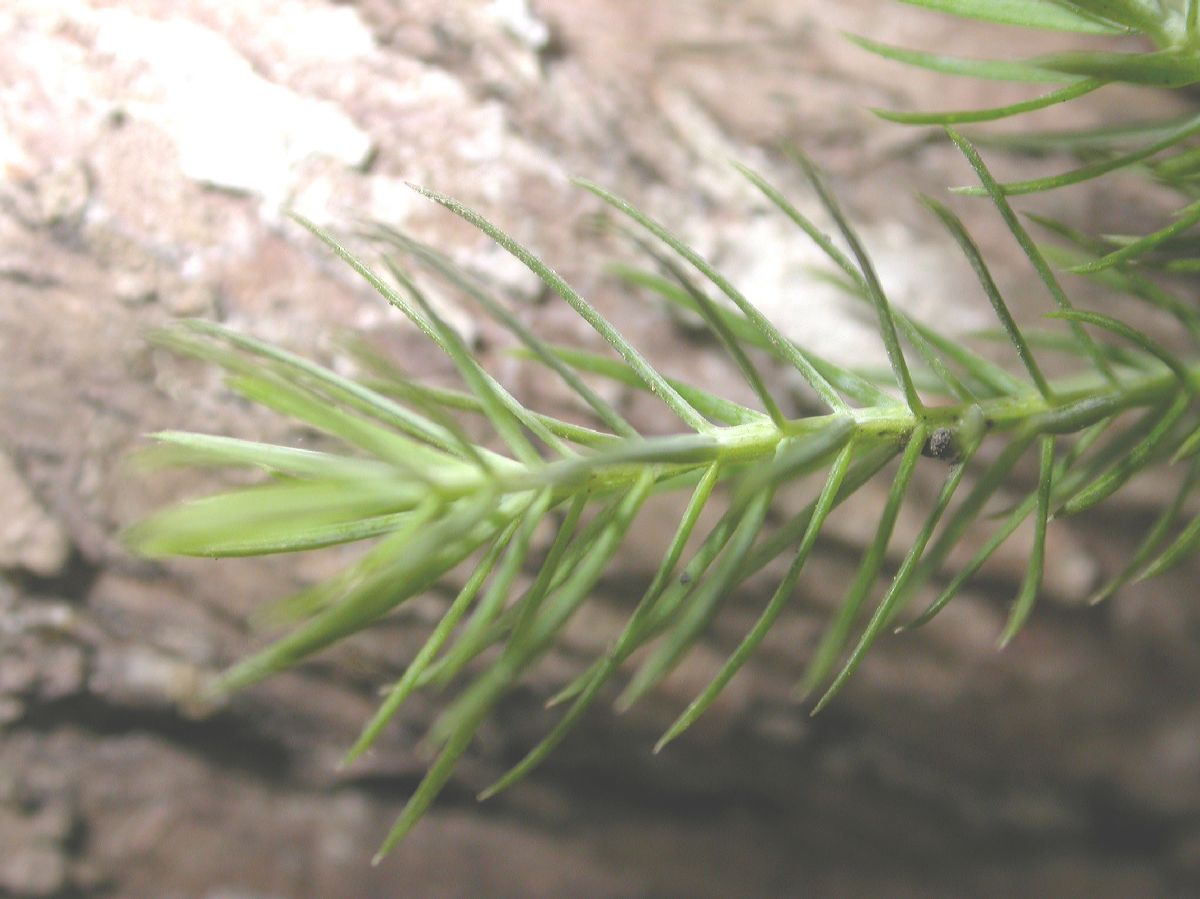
[996,620,1023,650]
[809,691,834,717]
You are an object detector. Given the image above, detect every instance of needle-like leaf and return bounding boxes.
[624,233,787,426]
[576,179,851,413]
[611,263,894,407]
[1035,50,1200,87]
[480,462,722,797]
[954,112,1200,196]
[1138,506,1200,579]
[998,435,1055,646]
[873,80,1104,125]
[1088,456,1200,603]
[847,34,1086,82]
[896,0,1128,33]
[344,517,519,764]
[801,424,928,702]
[656,441,857,750]
[923,196,1053,398]
[1068,199,1200,273]
[790,153,925,413]
[381,258,547,463]
[373,227,640,440]
[947,129,1118,386]
[407,187,713,432]
[1058,393,1189,516]
[1046,309,1193,387]
[813,430,982,710]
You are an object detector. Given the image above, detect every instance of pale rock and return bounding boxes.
[0,697,23,725]
[91,9,373,208]
[0,805,67,897]
[164,280,216,317]
[0,105,31,181]
[28,160,91,227]
[489,0,552,51]
[89,645,205,711]
[113,268,157,306]
[0,452,70,577]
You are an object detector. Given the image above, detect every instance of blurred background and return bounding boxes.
[2,1,1199,896]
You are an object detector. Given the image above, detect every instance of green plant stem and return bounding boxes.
[392,359,1199,510]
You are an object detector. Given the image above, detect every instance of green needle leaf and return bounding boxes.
[954,112,1200,197]
[923,196,1053,398]
[612,263,893,407]
[896,0,1128,33]
[1058,392,1189,516]
[1088,456,1200,604]
[998,435,1055,647]
[619,420,856,716]
[124,479,430,558]
[426,490,554,688]
[897,428,1039,619]
[624,488,775,717]
[625,234,787,426]
[790,152,925,413]
[373,671,503,862]
[735,162,990,403]
[1068,198,1200,273]
[523,343,765,426]
[137,431,396,481]
[575,179,851,413]
[947,129,1118,386]
[1138,507,1200,580]
[407,186,713,432]
[158,323,482,472]
[1171,425,1200,463]
[480,463,722,797]
[359,367,617,449]
[343,518,519,764]
[903,490,1036,630]
[802,423,928,703]
[873,80,1104,126]
[373,227,640,440]
[381,259,546,463]
[281,222,539,462]
[977,114,1200,152]
[1054,1,1166,36]
[429,471,654,748]
[212,496,503,695]
[813,431,982,711]
[1046,309,1194,387]
[656,439,856,751]
[505,494,592,654]
[1035,50,1200,87]
[846,34,1086,82]
[904,415,1103,630]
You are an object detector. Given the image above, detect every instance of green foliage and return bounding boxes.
[125,0,1200,859]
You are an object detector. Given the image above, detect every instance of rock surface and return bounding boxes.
[1,1,1199,896]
